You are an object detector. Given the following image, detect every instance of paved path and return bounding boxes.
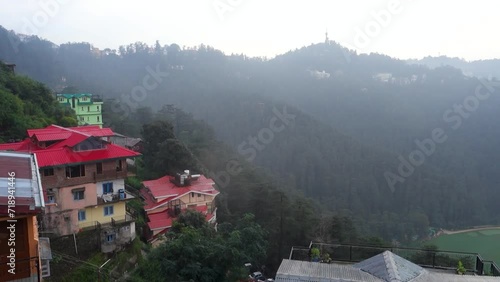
[441,226,500,235]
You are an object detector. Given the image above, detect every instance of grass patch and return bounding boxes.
[427,228,500,265]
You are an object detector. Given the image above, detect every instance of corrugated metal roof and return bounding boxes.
[0,152,44,215]
[4,125,140,167]
[353,251,424,282]
[276,254,500,282]
[276,259,383,282]
[34,143,140,167]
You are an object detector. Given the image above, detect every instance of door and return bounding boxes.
[0,218,32,281]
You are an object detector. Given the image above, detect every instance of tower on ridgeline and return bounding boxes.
[325,29,330,45]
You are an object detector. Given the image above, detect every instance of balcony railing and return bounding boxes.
[79,213,134,231]
[111,214,135,227]
[97,190,134,205]
[289,242,500,277]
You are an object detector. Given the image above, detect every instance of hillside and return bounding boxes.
[0,61,77,141]
[1,26,499,240]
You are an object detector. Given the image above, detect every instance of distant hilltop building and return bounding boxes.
[57,93,103,128]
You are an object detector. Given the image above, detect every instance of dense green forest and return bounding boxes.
[126,105,378,273]
[0,61,77,141]
[2,25,500,244]
[0,63,373,275]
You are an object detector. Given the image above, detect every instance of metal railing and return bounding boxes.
[97,191,134,205]
[289,242,500,276]
[110,214,134,226]
[477,255,500,276]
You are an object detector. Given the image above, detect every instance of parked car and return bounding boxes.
[249,271,264,281]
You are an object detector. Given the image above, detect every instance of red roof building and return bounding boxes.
[140,170,219,241]
[0,125,140,252]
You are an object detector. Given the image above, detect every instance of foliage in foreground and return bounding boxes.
[131,211,267,282]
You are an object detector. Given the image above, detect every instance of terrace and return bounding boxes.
[288,242,500,277]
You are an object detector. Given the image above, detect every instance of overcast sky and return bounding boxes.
[0,0,498,60]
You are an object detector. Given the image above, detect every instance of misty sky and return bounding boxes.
[1,0,498,60]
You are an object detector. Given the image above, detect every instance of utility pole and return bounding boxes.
[98,259,111,282]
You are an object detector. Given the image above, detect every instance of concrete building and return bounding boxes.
[140,170,219,242]
[56,93,103,128]
[0,125,140,253]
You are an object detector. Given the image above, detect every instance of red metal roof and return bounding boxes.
[34,143,139,167]
[67,126,114,137]
[1,125,140,167]
[142,175,217,199]
[147,205,213,231]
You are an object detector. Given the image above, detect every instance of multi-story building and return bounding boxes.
[140,170,219,242]
[56,93,103,128]
[0,151,51,281]
[0,125,140,253]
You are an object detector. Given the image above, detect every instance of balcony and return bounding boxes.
[110,214,135,227]
[79,213,135,231]
[288,242,500,277]
[97,190,135,205]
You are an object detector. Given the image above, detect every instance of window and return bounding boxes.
[78,210,86,221]
[97,116,100,122]
[96,163,103,174]
[97,106,99,111]
[81,107,84,111]
[116,160,122,172]
[198,193,202,198]
[87,106,90,111]
[104,205,114,216]
[87,116,90,121]
[106,234,115,242]
[47,195,55,203]
[79,116,84,122]
[74,138,105,151]
[73,190,84,201]
[191,192,194,198]
[103,182,113,194]
[43,168,54,176]
[66,165,85,178]
[82,96,87,101]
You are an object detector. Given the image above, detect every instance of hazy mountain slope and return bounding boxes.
[1,27,498,235]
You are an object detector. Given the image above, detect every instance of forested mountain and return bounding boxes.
[0,61,76,142]
[2,25,500,242]
[408,55,500,79]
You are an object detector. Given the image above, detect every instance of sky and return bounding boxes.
[0,0,498,61]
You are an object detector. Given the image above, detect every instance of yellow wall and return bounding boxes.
[78,201,127,228]
[178,193,213,206]
[147,193,216,215]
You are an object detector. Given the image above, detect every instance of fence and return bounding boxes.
[288,242,500,276]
